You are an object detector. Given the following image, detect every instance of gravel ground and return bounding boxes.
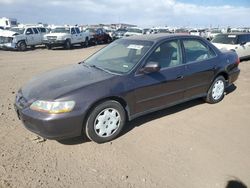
[0,46,250,188]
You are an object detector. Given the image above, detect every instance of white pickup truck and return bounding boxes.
[43,26,90,49]
[0,26,47,51]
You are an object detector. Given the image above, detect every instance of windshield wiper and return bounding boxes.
[89,64,107,72]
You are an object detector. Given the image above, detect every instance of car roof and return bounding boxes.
[219,32,250,36]
[125,33,193,42]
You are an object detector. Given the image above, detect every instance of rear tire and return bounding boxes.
[205,76,226,104]
[85,100,126,143]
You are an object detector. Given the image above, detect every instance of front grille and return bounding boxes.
[0,36,13,44]
[47,36,57,40]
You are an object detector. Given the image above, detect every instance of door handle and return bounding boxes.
[176,76,184,80]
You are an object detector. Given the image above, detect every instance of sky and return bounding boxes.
[0,0,250,28]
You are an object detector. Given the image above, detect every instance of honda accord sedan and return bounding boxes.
[14,34,240,143]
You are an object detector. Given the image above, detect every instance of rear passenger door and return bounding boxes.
[182,39,217,99]
[32,27,42,44]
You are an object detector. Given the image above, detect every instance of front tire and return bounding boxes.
[46,44,52,50]
[85,100,126,143]
[18,41,27,51]
[205,76,226,104]
[64,40,71,50]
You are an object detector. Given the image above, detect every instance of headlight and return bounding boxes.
[30,100,75,114]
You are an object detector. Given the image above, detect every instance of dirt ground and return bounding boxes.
[0,46,249,188]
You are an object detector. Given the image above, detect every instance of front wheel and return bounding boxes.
[17,41,27,51]
[85,100,126,143]
[205,76,226,104]
[64,40,71,50]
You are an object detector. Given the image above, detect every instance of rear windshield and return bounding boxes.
[212,34,238,44]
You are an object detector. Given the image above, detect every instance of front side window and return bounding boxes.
[147,40,182,69]
[71,28,76,34]
[183,39,216,63]
[25,28,33,35]
[85,39,153,74]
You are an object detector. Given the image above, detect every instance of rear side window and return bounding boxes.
[39,27,46,33]
[33,28,39,34]
[238,35,250,44]
[75,27,80,34]
[183,39,216,63]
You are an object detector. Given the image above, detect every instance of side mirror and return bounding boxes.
[240,41,247,46]
[26,31,31,35]
[140,61,161,73]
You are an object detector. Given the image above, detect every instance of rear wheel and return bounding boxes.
[85,100,126,143]
[18,41,27,51]
[205,76,226,104]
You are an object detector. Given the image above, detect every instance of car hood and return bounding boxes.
[0,30,18,37]
[21,64,114,101]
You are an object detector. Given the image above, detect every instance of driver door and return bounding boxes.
[133,40,186,115]
[25,28,35,45]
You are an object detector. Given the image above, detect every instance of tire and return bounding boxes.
[85,100,126,143]
[46,44,52,50]
[64,40,71,50]
[18,41,27,51]
[84,38,89,47]
[205,76,226,104]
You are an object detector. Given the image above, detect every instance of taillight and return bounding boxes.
[236,57,240,65]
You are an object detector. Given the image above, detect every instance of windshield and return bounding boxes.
[85,39,153,74]
[51,27,70,33]
[211,30,221,34]
[10,28,25,34]
[212,34,238,44]
[127,28,142,33]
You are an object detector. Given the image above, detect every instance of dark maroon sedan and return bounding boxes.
[14,34,240,143]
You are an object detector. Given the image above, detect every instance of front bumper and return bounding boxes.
[0,42,17,50]
[43,40,65,46]
[228,68,240,85]
[14,98,85,140]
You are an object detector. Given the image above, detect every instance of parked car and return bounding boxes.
[208,29,222,40]
[112,28,127,40]
[0,26,46,51]
[85,28,112,45]
[124,27,143,37]
[43,26,90,49]
[14,34,240,143]
[212,33,250,60]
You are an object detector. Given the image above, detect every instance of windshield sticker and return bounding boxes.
[127,44,143,50]
[228,35,236,38]
[123,64,129,68]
